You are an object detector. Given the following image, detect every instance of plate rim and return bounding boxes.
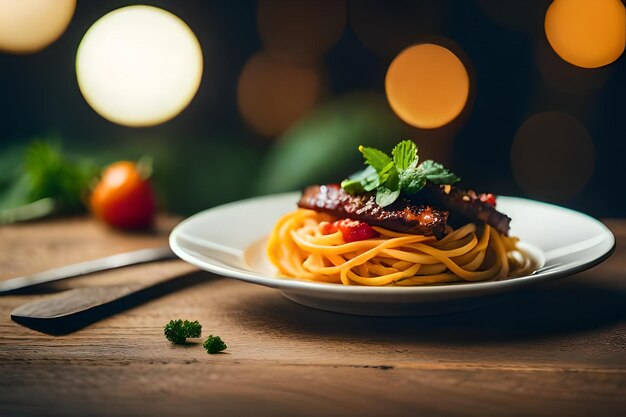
[169,192,616,296]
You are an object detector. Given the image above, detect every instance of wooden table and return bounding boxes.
[0,216,624,417]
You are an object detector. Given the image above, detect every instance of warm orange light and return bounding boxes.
[511,111,595,201]
[258,0,346,64]
[545,0,626,68]
[385,43,469,129]
[237,51,322,137]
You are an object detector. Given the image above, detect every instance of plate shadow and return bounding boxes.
[231,273,626,344]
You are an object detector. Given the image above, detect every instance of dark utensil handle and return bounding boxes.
[10,270,208,335]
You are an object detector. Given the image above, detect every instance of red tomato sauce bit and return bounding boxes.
[479,193,497,207]
[319,219,379,242]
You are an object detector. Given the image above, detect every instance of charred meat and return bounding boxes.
[419,184,511,235]
[298,184,449,238]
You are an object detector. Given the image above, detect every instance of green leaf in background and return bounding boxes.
[254,93,406,194]
[0,169,31,211]
[24,141,99,210]
[0,145,30,211]
[0,132,265,222]
[153,137,263,215]
[0,140,100,223]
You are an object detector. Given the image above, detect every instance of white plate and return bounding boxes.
[169,193,615,316]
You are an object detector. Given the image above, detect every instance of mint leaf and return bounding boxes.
[362,176,380,192]
[375,186,400,207]
[392,140,418,172]
[340,178,364,194]
[375,165,400,207]
[349,165,377,181]
[359,145,392,172]
[418,160,460,184]
[341,166,379,194]
[342,142,459,204]
[377,161,395,183]
[399,168,427,194]
[361,161,395,192]
[385,163,400,188]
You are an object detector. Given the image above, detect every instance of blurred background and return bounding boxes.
[1,0,624,222]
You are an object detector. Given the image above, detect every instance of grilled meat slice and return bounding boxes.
[421,184,511,235]
[298,184,448,238]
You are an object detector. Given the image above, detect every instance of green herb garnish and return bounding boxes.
[164,319,202,344]
[25,141,99,210]
[0,141,100,224]
[203,335,227,354]
[341,140,460,207]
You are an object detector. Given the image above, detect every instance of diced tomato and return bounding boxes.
[334,219,379,242]
[319,218,379,241]
[479,193,497,207]
[319,221,338,235]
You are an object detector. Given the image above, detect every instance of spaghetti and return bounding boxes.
[267,209,535,286]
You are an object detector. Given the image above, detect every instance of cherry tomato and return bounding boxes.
[90,161,155,229]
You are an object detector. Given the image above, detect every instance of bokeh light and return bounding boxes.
[349,0,445,58]
[237,51,323,137]
[406,124,460,167]
[476,0,544,33]
[536,41,610,95]
[258,0,346,65]
[545,0,626,68]
[255,92,406,193]
[76,5,203,127]
[511,111,595,201]
[385,43,470,129]
[0,0,75,54]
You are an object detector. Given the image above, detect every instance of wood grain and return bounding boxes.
[0,216,625,416]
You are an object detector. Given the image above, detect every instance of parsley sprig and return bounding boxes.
[164,319,202,344]
[341,140,460,207]
[203,335,227,354]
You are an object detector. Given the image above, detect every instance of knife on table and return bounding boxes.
[10,269,207,335]
[0,246,178,295]
[3,246,211,334]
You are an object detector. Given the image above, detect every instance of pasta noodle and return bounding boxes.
[267,209,536,286]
